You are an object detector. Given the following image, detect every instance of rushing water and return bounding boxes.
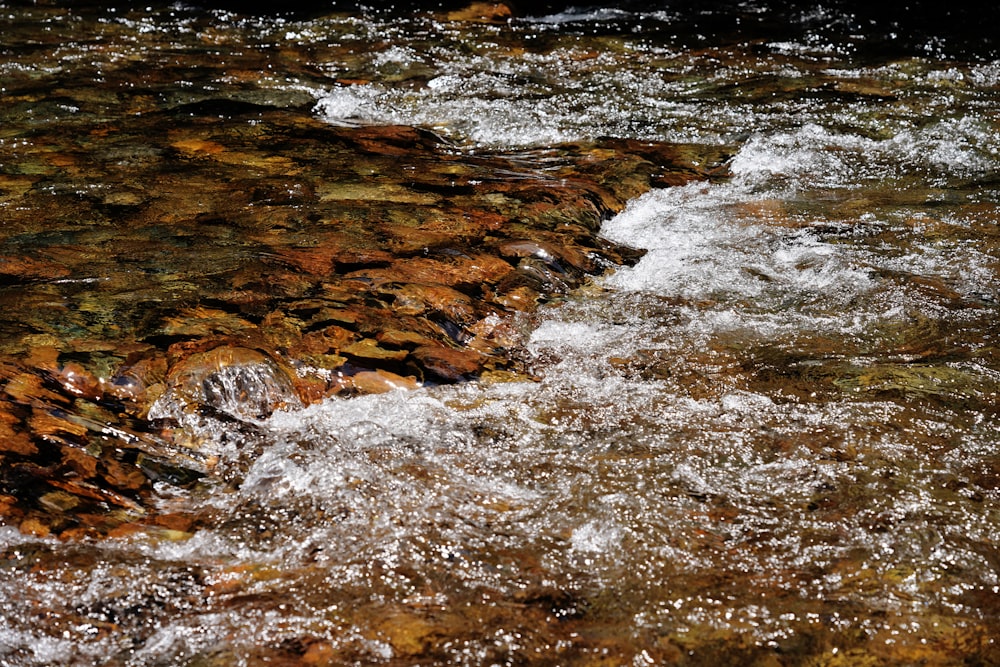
[2,2,1000,665]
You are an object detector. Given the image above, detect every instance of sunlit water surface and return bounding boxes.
[2,3,999,665]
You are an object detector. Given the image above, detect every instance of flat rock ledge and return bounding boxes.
[0,104,728,537]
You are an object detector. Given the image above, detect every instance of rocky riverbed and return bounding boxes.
[0,0,737,536]
[0,97,722,536]
[2,1,999,665]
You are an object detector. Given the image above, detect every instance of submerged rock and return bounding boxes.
[0,6,729,535]
[150,346,303,423]
[0,115,725,534]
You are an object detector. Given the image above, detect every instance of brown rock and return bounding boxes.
[60,445,99,479]
[411,344,485,382]
[102,456,149,491]
[47,479,145,514]
[24,346,60,371]
[0,255,72,281]
[107,354,168,406]
[498,239,598,274]
[171,137,226,155]
[3,371,66,406]
[346,125,441,157]
[350,370,421,394]
[53,362,104,402]
[151,512,195,533]
[161,307,254,338]
[0,403,35,456]
[388,284,483,327]
[0,494,18,519]
[376,329,433,349]
[492,285,541,311]
[19,516,50,537]
[161,346,302,420]
[375,611,441,658]
[38,491,81,514]
[446,1,513,22]
[28,410,90,439]
[341,338,410,363]
[373,254,514,289]
[269,245,339,277]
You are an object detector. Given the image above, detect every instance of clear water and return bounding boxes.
[2,2,999,665]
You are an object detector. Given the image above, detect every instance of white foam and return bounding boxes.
[892,116,998,177]
[312,44,717,147]
[598,116,1000,320]
[524,7,633,24]
[600,179,872,316]
[970,60,1000,87]
[0,525,47,548]
[570,519,623,554]
[313,85,386,126]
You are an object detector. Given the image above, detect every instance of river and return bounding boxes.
[1,1,998,665]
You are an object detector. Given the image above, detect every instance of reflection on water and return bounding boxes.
[1,1,1000,665]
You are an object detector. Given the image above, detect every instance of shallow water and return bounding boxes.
[2,2,999,665]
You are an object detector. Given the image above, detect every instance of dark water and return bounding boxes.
[1,2,999,665]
